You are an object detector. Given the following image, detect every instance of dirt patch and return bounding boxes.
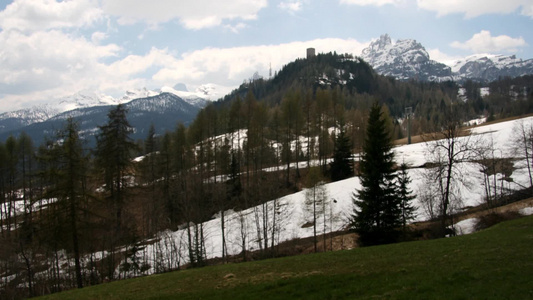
[408,197,533,239]
[457,197,533,222]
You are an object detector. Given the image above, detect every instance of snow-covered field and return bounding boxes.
[124,116,533,276]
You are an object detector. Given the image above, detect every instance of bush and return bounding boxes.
[475,211,522,231]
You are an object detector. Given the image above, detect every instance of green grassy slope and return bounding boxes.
[39,216,533,300]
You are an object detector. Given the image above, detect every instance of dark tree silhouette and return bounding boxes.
[352,102,401,246]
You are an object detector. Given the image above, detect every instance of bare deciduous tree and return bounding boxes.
[422,107,486,236]
[511,120,533,192]
[304,167,328,253]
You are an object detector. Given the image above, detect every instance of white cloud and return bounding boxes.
[107,48,177,77]
[417,0,533,18]
[427,48,462,66]
[0,0,102,32]
[279,0,304,14]
[91,31,108,44]
[151,38,369,88]
[0,28,122,110]
[450,30,527,53]
[339,0,402,6]
[101,0,268,29]
[224,22,248,34]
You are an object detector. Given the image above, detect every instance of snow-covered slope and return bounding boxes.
[0,104,58,134]
[122,116,533,276]
[160,86,209,108]
[117,88,160,104]
[4,115,533,284]
[0,104,58,127]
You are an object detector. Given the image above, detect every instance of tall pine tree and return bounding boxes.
[352,102,401,246]
[397,163,416,230]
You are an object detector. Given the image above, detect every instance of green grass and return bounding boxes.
[39,216,533,300]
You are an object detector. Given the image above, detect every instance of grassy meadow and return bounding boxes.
[38,215,533,300]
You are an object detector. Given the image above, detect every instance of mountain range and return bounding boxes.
[2,33,533,145]
[0,83,226,145]
[361,34,533,82]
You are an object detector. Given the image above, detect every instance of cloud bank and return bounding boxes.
[417,0,533,18]
[101,0,268,29]
[451,30,527,53]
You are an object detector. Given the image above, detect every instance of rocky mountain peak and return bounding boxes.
[361,33,533,83]
[366,34,391,52]
[361,34,449,81]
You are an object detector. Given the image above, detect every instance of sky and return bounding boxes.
[0,0,532,112]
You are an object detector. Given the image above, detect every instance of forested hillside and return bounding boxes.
[1,53,533,299]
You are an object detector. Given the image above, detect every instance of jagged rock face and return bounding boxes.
[361,34,453,81]
[362,34,533,83]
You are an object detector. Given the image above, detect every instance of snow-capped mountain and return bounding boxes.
[361,34,533,83]
[361,34,453,81]
[0,92,202,146]
[451,54,533,82]
[53,85,213,114]
[118,88,160,104]
[0,104,59,133]
[53,90,119,112]
[0,83,220,136]
[160,85,209,108]
[163,83,233,102]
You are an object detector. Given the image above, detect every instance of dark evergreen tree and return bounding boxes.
[397,163,416,229]
[329,125,353,181]
[227,151,242,201]
[351,102,401,246]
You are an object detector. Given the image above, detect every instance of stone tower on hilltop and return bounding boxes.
[307,48,316,59]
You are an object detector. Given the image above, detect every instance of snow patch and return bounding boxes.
[454,218,478,235]
[519,207,533,216]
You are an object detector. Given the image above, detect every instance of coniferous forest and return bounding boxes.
[1,53,533,298]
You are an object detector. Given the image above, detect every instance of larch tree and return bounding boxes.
[54,118,89,288]
[140,123,162,236]
[280,89,303,186]
[95,104,137,232]
[351,102,401,246]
